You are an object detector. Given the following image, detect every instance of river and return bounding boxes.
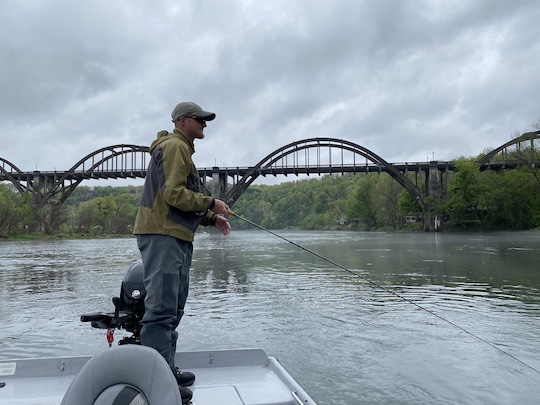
[1,230,539,404]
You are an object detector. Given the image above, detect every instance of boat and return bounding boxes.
[0,347,315,405]
[0,261,317,405]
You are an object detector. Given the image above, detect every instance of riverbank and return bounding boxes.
[2,224,539,242]
[0,233,135,241]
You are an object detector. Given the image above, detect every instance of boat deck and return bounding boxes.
[0,348,316,405]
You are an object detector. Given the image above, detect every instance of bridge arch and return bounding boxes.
[225,138,426,210]
[0,157,26,194]
[39,144,149,207]
[478,130,540,167]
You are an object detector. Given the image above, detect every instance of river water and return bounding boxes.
[1,230,539,404]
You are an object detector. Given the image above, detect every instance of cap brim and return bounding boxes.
[198,111,216,121]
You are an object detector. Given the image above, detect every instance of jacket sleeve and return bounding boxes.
[200,212,218,227]
[160,141,213,212]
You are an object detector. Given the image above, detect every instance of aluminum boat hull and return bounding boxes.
[0,348,316,405]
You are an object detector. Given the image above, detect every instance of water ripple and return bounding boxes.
[1,232,540,405]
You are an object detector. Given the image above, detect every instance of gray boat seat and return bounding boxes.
[61,344,182,405]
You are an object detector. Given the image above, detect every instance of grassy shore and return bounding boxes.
[1,233,135,241]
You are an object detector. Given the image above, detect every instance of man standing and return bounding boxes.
[133,102,231,403]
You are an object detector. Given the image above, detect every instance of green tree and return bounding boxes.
[441,160,484,228]
[0,185,19,236]
[376,174,402,229]
[0,185,39,235]
[346,175,378,229]
[109,194,139,234]
[398,189,422,219]
[94,197,117,234]
[482,168,539,229]
[76,200,98,233]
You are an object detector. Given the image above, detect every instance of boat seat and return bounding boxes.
[61,344,182,405]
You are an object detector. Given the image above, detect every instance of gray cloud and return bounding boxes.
[1,0,539,179]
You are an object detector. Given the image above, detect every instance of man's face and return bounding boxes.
[183,116,207,140]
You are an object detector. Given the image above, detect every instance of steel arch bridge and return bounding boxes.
[0,145,149,208]
[2,132,538,213]
[224,138,427,210]
[478,130,540,168]
[1,138,430,211]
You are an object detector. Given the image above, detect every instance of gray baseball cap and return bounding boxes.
[171,102,216,122]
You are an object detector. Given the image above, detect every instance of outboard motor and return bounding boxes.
[81,260,147,346]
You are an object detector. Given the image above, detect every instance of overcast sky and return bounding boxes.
[1,0,539,186]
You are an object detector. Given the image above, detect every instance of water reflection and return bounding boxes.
[191,234,250,294]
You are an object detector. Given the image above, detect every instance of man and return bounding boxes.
[133,102,231,403]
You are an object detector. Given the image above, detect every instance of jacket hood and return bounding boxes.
[149,129,194,154]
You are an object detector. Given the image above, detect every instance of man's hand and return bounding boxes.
[212,199,230,217]
[215,215,231,236]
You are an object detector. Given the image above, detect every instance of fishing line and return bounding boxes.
[228,210,540,375]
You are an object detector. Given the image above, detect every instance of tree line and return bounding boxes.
[1,143,539,237]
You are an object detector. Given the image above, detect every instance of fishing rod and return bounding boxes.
[228,210,540,375]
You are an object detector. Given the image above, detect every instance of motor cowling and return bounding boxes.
[116,260,146,316]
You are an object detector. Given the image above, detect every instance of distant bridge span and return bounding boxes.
[478,130,540,167]
[0,145,149,208]
[223,138,427,210]
[0,139,432,210]
[1,132,538,227]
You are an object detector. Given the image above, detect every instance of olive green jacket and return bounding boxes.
[132,128,216,242]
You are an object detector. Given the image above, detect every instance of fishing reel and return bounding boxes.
[81,260,146,346]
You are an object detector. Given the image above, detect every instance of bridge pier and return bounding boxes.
[210,167,228,200]
[32,171,41,205]
[424,162,442,232]
[424,212,442,232]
